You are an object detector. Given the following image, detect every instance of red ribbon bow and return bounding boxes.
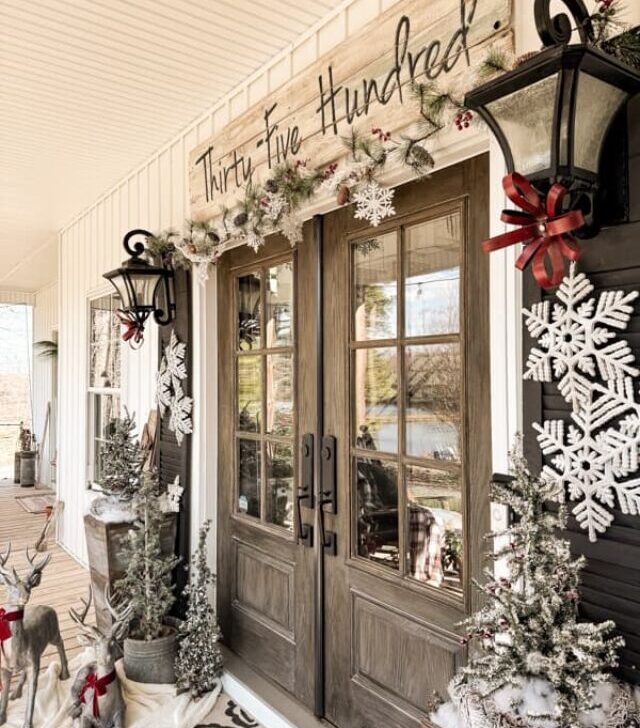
[80,669,116,718]
[116,310,145,348]
[0,609,23,642]
[482,173,584,289]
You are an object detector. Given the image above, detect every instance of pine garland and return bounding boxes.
[175,521,224,699]
[97,410,144,501]
[459,440,624,728]
[114,470,181,641]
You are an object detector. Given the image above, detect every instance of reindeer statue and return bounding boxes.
[68,587,131,728]
[0,543,69,728]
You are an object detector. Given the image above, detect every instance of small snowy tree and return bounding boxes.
[175,520,223,698]
[114,470,180,640]
[98,410,144,501]
[458,441,624,728]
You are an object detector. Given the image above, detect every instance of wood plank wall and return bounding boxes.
[524,96,640,685]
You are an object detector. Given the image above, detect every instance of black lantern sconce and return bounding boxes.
[103,229,175,346]
[465,0,640,236]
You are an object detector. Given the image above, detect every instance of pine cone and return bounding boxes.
[337,184,351,206]
[264,179,279,194]
[233,212,248,228]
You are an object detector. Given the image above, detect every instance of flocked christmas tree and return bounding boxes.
[98,410,144,501]
[175,520,223,698]
[114,470,181,640]
[457,441,624,728]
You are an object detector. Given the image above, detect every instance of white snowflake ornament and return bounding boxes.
[524,265,638,410]
[169,381,193,446]
[164,330,188,385]
[352,181,396,227]
[246,229,265,253]
[280,212,303,247]
[166,476,184,513]
[156,358,173,418]
[263,192,287,223]
[526,265,640,541]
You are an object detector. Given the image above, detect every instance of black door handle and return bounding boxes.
[319,436,337,555]
[297,434,314,547]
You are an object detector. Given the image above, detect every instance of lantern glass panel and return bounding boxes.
[574,73,627,172]
[130,273,160,308]
[486,73,559,175]
[107,273,132,309]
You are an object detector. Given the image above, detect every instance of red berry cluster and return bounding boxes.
[324,163,338,179]
[371,127,391,142]
[599,0,616,10]
[454,110,473,130]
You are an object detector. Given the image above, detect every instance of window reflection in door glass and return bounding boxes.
[406,464,462,591]
[266,263,293,348]
[237,273,261,351]
[266,354,294,436]
[356,457,398,570]
[405,215,460,338]
[353,234,397,341]
[237,356,262,433]
[354,347,398,454]
[266,442,294,531]
[406,344,461,461]
[238,439,261,518]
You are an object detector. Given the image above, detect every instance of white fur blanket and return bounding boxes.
[4,652,222,727]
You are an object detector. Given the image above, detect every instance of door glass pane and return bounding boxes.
[237,273,261,351]
[406,344,460,461]
[266,442,294,531]
[238,439,261,518]
[354,347,398,454]
[356,457,398,570]
[353,234,397,341]
[237,356,262,433]
[266,354,294,436]
[406,464,462,590]
[405,215,461,338]
[266,263,293,348]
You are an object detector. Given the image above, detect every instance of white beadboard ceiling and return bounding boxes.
[0,0,344,293]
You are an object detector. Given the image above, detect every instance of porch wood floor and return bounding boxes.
[0,479,90,670]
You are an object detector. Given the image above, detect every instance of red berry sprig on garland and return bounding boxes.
[454,110,473,130]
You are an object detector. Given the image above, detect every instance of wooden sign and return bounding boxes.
[189,0,512,221]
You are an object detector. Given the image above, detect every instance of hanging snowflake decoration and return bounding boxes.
[262,192,287,223]
[246,229,265,253]
[169,382,194,446]
[280,212,303,247]
[164,331,188,385]
[352,181,396,227]
[156,358,173,418]
[524,266,638,409]
[156,330,193,447]
[163,476,184,513]
[525,264,640,541]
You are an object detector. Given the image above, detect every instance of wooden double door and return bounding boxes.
[217,156,491,727]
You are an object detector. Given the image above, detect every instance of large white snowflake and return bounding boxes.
[169,381,194,446]
[156,330,193,447]
[526,265,640,541]
[164,330,187,385]
[523,265,638,410]
[352,181,396,227]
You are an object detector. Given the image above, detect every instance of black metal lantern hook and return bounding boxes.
[534,0,595,47]
[122,228,152,259]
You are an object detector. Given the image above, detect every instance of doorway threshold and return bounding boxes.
[221,647,330,728]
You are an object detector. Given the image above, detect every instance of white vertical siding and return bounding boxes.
[32,283,59,487]
[0,291,35,305]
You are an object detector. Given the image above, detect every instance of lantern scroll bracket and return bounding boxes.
[534,0,595,47]
[122,228,151,259]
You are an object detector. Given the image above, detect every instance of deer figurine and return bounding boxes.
[0,543,69,728]
[68,587,131,728]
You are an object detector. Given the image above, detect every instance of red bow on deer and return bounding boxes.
[482,173,585,289]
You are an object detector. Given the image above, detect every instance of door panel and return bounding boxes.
[323,156,491,728]
[217,234,316,710]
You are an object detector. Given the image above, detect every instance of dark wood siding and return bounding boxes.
[524,96,640,686]
[158,267,192,616]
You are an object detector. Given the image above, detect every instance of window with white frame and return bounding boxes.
[87,294,121,485]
